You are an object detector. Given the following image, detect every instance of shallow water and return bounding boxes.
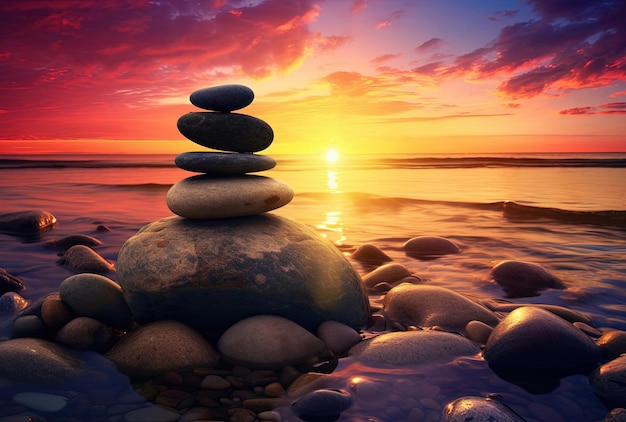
[0,152,625,420]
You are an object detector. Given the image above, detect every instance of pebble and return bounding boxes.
[201,374,232,389]
[465,320,494,344]
[0,267,24,294]
[12,392,68,412]
[0,209,56,236]
[106,320,220,378]
[59,273,134,330]
[0,292,28,315]
[382,283,501,332]
[0,337,82,382]
[54,316,117,353]
[56,245,114,273]
[316,320,362,356]
[590,354,626,408]
[177,112,274,152]
[166,174,294,219]
[483,306,602,378]
[402,235,460,257]
[292,389,352,419]
[348,330,479,365]
[45,234,102,251]
[12,315,46,338]
[123,404,180,422]
[351,243,392,263]
[40,293,75,330]
[218,315,327,369]
[489,260,565,298]
[175,151,277,174]
[361,263,413,289]
[444,396,525,422]
[190,84,255,112]
[597,330,626,359]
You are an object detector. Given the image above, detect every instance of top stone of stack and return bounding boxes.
[190,84,254,112]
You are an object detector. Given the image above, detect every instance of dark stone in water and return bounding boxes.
[177,112,274,153]
[0,210,56,237]
[45,234,103,251]
[292,389,352,421]
[116,214,370,339]
[175,151,276,175]
[0,267,24,294]
[190,84,255,112]
[489,260,565,298]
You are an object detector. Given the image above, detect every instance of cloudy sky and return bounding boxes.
[1,0,625,154]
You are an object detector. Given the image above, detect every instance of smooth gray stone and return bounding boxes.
[0,210,56,236]
[177,112,273,153]
[166,174,293,219]
[175,151,276,174]
[190,84,254,112]
[116,214,370,339]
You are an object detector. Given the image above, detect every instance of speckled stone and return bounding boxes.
[175,151,276,175]
[166,174,293,219]
[177,112,273,153]
[445,396,525,422]
[190,84,254,112]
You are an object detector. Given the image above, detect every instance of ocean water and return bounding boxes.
[1,152,626,421]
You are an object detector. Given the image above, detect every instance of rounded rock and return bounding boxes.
[0,292,28,315]
[218,315,327,369]
[316,320,362,356]
[597,330,626,359]
[116,214,370,338]
[489,260,565,298]
[55,316,117,353]
[590,355,626,408]
[41,293,75,330]
[444,396,526,422]
[349,330,479,365]
[12,314,46,338]
[483,306,602,378]
[361,263,412,289]
[177,112,273,153]
[0,210,56,236]
[106,320,220,378]
[175,151,276,175]
[402,236,460,258]
[13,392,69,412]
[166,174,293,219]
[292,389,352,419]
[190,84,254,112]
[383,283,500,332]
[56,245,114,273]
[59,273,134,330]
[45,234,102,251]
[0,337,82,382]
[351,243,391,263]
[465,320,494,344]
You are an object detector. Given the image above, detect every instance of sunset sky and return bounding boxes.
[1,0,625,155]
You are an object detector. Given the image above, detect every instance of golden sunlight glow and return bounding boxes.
[325,148,340,163]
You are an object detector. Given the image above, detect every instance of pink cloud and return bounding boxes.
[416,38,445,53]
[560,102,626,115]
[351,0,367,14]
[424,0,626,99]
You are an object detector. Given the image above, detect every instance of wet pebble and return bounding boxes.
[45,234,102,251]
[292,389,352,420]
[56,245,114,273]
[55,316,117,353]
[444,396,525,422]
[0,292,28,315]
[317,320,362,356]
[12,315,46,338]
[402,235,460,257]
[465,320,493,344]
[361,263,412,289]
[597,330,626,359]
[13,392,69,412]
[201,374,231,389]
[590,355,626,408]
[40,293,75,330]
[489,260,564,298]
[351,243,392,263]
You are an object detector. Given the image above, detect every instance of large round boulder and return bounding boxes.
[116,214,370,339]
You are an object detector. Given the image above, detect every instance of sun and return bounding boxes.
[325,148,340,163]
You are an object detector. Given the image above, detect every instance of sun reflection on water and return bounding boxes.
[316,165,347,245]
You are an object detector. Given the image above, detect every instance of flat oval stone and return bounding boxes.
[166,175,293,219]
[0,210,56,236]
[59,273,135,330]
[13,392,69,412]
[490,260,565,298]
[56,245,114,273]
[177,112,273,152]
[348,330,479,365]
[190,84,254,112]
[175,152,276,175]
[218,315,327,369]
[402,235,460,257]
[383,283,501,332]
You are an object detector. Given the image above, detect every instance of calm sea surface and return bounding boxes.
[1,152,625,421]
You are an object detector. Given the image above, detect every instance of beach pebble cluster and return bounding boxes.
[1,85,626,421]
